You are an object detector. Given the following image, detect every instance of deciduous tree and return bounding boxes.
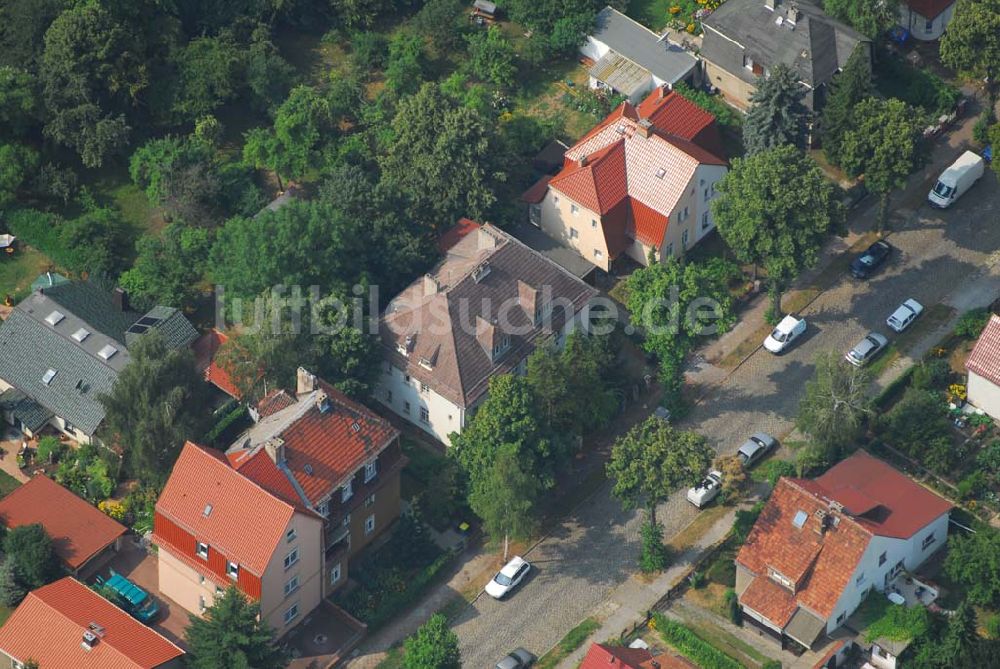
[0,142,39,207]
[822,0,897,38]
[99,330,209,485]
[796,351,872,459]
[839,97,922,230]
[118,223,213,308]
[466,26,517,88]
[403,614,461,669]
[940,0,1000,95]
[0,67,38,138]
[467,444,542,558]
[185,587,288,669]
[3,524,60,591]
[743,64,809,155]
[712,144,843,317]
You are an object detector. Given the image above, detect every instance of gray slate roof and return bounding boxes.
[0,281,198,436]
[0,388,53,433]
[590,7,698,87]
[701,0,867,92]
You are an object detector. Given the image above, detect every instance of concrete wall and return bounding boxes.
[376,366,466,446]
[580,36,610,63]
[702,57,755,111]
[538,190,612,271]
[899,3,954,40]
[968,371,1000,421]
[259,512,325,634]
[158,548,225,618]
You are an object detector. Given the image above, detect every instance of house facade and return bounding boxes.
[964,314,1000,420]
[0,280,197,446]
[735,451,951,650]
[378,223,597,446]
[898,0,955,40]
[154,369,403,634]
[700,0,871,111]
[0,577,184,669]
[523,87,727,271]
[582,6,698,104]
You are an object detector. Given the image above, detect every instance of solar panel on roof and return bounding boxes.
[136,316,162,327]
[127,324,150,335]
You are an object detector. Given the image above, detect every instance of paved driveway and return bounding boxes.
[454,165,1000,668]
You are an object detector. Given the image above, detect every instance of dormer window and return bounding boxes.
[364,461,378,483]
[493,334,511,358]
[396,343,408,356]
[768,567,793,590]
[45,311,64,326]
[419,357,433,371]
[341,480,353,503]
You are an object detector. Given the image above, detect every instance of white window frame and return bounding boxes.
[569,227,579,239]
[365,514,376,535]
[317,500,330,517]
[594,249,603,259]
[284,574,300,596]
[419,407,430,424]
[226,561,239,580]
[570,203,579,215]
[286,528,297,543]
[921,533,936,550]
[284,547,299,570]
[283,603,300,625]
[364,461,378,483]
[341,479,353,503]
[196,541,209,560]
[330,562,342,585]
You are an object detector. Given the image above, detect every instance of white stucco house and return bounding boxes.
[965,314,1000,420]
[521,86,728,273]
[898,0,955,40]
[581,6,698,104]
[377,222,598,446]
[734,451,952,651]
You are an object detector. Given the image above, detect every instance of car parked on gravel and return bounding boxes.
[485,556,531,599]
[496,648,537,669]
[763,314,807,354]
[845,332,889,366]
[850,240,892,279]
[687,470,723,508]
[736,433,776,468]
[887,299,924,333]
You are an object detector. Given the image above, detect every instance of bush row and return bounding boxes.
[651,614,743,669]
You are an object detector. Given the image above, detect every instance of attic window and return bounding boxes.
[42,369,57,386]
[98,344,118,360]
[419,357,433,370]
[655,168,666,179]
[351,422,361,433]
[203,504,213,517]
[792,510,808,529]
[45,311,65,326]
[471,263,491,283]
[304,463,314,475]
[72,328,90,342]
[616,124,626,134]
[396,343,408,356]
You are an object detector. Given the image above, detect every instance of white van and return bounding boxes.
[928,151,985,208]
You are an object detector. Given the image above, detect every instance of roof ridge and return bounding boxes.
[187,441,295,513]
[779,478,874,537]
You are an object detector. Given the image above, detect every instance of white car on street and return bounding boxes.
[687,470,723,508]
[485,556,531,599]
[887,299,924,333]
[763,315,807,354]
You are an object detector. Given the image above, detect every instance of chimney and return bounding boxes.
[316,390,331,414]
[786,1,800,23]
[296,367,317,395]
[264,437,286,464]
[477,227,499,251]
[517,280,539,322]
[765,0,776,9]
[578,154,589,167]
[81,630,99,651]
[636,118,653,138]
[111,287,128,312]
[423,274,440,296]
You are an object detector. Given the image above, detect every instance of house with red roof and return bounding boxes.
[192,329,242,399]
[522,86,727,272]
[0,475,127,579]
[579,642,695,669]
[154,367,402,634]
[735,451,951,650]
[964,314,1000,421]
[899,0,956,40]
[0,577,184,669]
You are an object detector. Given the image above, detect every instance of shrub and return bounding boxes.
[54,444,117,503]
[910,359,952,390]
[351,32,389,70]
[725,589,742,626]
[751,459,796,487]
[690,571,706,588]
[733,501,765,544]
[651,614,743,669]
[674,83,742,128]
[98,499,126,521]
[957,471,988,500]
[974,109,996,145]
[955,308,991,339]
[121,486,159,534]
[35,436,67,464]
[762,662,782,669]
[882,387,952,466]
[985,613,1000,639]
[0,559,25,606]
[640,518,670,573]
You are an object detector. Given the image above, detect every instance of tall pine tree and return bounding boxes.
[743,64,810,155]
[820,49,873,167]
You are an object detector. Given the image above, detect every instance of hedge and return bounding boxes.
[7,208,71,268]
[203,402,247,446]
[651,614,743,669]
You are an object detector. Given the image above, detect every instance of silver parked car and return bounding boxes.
[496,648,537,669]
[845,332,889,366]
[887,299,924,333]
[736,433,776,468]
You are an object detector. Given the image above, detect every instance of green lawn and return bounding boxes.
[535,617,601,669]
[628,0,673,30]
[0,246,53,302]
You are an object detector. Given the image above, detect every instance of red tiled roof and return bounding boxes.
[255,388,296,419]
[155,442,294,575]
[904,0,953,19]
[230,449,306,509]
[579,643,694,669]
[438,218,481,253]
[966,314,1000,387]
[192,329,241,399]
[737,478,871,621]
[740,572,800,627]
[0,475,126,571]
[521,175,552,204]
[549,142,628,215]
[629,198,670,247]
[0,577,183,668]
[806,450,952,539]
[637,89,726,159]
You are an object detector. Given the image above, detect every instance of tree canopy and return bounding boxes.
[403,614,462,669]
[820,49,873,167]
[3,524,60,591]
[712,144,844,316]
[796,351,872,461]
[743,64,809,154]
[185,587,288,669]
[939,0,1000,85]
[822,0,897,38]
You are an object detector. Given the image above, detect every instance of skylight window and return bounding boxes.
[655,168,666,179]
[203,504,213,517]
[72,328,90,342]
[42,369,57,386]
[792,510,808,529]
[45,311,65,326]
[98,344,118,360]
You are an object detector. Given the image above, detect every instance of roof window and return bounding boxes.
[45,310,65,326]
[42,369,57,385]
[98,344,118,360]
[655,168,666,179]
[72,328,90,342]
[203,504,213,517]
[792,510,808,529]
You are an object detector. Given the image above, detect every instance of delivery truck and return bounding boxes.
[928,150,985,208]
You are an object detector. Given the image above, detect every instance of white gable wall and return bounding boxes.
[968,370,1000,421]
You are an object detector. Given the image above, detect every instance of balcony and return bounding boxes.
[325,522,350,556]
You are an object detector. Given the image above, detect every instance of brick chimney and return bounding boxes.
[636,118,653,138]
[517,280,539,322]
[264,437,286,464]
[111,287,128,312]
[578,154,589,167]
[423,274,440,296]
[296,367,317,395]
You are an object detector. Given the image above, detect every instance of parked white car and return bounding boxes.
[485,556,531,599]
[887,299,924,333]
[763,315,807,354]
[687,470,723,508]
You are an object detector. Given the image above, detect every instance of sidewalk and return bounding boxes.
[554,505,738,669]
